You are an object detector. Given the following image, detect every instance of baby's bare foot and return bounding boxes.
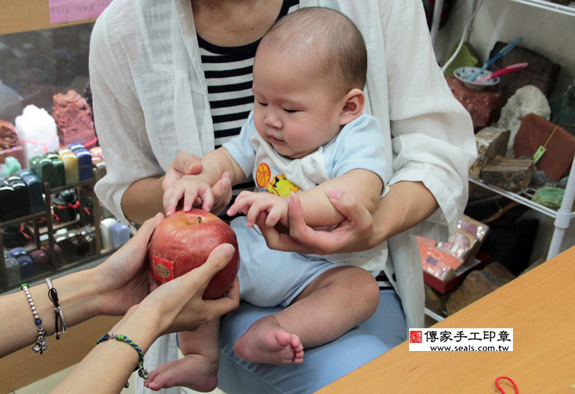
[144,354,218,392]
[234,317,304,364]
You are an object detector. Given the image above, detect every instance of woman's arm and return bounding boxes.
[289,169,382,228]
[377,0,476,236]
[373,181,439,244]
[0,214,164,358]
[89,10,163,225]
[90,12,232,225]
[3,269,101,358]
[51,244,239,394]
[258,182,437,254]
[121,176,166,224]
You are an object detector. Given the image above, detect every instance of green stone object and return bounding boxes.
[550,86,575,135]
[33,153,66,187]
[531,186,573,211]
[44,152,60,161]
[2,157,21,177]
[50,158,66,187]
[29,156,42,172]
[33,157,58,186]
[443,42,480,78]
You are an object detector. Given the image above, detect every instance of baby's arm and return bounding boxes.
[295,169,382,228]
[163,148,246,215]
[228,169,382,229]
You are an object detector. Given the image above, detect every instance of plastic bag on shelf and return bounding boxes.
[418,237,464,282]
[458,214,490,243]
[437,230,473,261]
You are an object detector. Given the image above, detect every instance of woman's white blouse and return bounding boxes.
[89,0,477,328]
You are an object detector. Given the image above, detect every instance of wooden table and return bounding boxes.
[0,316,120,393]
[318,246,575,393]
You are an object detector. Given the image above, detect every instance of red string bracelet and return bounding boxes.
[495,376,518,394]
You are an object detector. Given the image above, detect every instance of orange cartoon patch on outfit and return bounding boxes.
[256,162,301,197]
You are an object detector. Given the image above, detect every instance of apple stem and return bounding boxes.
[197,216,201,224]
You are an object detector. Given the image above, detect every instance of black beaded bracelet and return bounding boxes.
[46,278,67,339]
[97,333,149,388]
[21,284,48,354]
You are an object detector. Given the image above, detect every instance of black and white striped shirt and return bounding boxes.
[198,1,392,287]
[198,0,300,196]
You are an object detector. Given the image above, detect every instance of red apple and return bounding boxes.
[148,209,240,299]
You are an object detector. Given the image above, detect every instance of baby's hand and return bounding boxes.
[163,175,214,216]
[227,191,289,227]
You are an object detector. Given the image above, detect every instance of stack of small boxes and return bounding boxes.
[67,143,94,182]
[0,170,43,221]
[4,247,51,283]
[28,142,94,188]
[0,141,132,286]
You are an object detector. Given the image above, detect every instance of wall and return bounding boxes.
[1,0,96,35]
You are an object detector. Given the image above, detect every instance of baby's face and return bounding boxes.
[252,46,343,159]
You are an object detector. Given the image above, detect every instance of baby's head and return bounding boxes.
[260,7,367,101]
[253,7,368,159]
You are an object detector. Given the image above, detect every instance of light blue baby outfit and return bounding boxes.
[223,111,390,307]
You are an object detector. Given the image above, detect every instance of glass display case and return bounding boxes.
[0,22,94,125]
[0,2,118,296]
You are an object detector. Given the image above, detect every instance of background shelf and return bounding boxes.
[507,0,575,17]
[469,177,575,219]
[425,308,445,322]
[0,172,103,292]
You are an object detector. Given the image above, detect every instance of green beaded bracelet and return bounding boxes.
[97,332,149,388]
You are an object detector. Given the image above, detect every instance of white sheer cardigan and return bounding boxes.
[89,0,477,331]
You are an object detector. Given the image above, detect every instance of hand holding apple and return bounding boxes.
[148,209,240,299]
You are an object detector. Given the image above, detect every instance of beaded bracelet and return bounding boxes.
[21,284,48,354]
[46,278,68,339]
[97,333,149,388]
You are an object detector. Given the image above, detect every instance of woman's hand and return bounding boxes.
[211,172,233,215]
[162,152,233,215]
[52,244,239,394]
[92,213,164,316]
[136,244,240,335]
[259,182,440,255]
[258,188,382,254]
[162,152,204,192]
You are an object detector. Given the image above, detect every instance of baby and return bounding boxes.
[147,7,391,391]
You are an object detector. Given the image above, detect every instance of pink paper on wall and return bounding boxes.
[49,0,113,24]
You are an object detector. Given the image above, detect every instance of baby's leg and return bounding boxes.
[234,266,380,364]
[145,318,220,392]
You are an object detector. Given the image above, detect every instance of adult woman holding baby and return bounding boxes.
[89,0,476,393]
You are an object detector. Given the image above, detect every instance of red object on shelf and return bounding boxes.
[446,75,502,130]
[514,114,575,180]
[424,251,492,294]
[52,90,97,148]
[0,120,25,168]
